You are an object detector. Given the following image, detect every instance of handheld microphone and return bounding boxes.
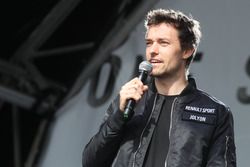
[123,61,153,120]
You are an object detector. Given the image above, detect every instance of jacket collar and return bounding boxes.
[180,77,197,96]
[148,76,197,96]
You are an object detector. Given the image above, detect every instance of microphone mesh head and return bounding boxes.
[139,61,153,73]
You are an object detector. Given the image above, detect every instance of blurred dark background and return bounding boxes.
[0,0,156,166]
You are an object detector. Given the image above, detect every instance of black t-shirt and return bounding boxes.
[143,95,178,167]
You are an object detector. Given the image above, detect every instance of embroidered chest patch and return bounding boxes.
[182,105,217,125]
[184,105,216,114]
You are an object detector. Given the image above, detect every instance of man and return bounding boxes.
[82,9,236,167]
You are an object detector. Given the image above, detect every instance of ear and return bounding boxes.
[182,48,195,60]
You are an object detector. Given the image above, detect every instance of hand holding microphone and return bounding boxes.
[119,61,153,120]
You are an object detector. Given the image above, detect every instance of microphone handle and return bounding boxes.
[123,70,148,120]
[123,99,136,120]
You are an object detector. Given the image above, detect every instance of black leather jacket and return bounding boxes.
[82,78,236,167]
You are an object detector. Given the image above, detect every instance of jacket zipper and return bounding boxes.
[224,136,229,167]
[132,94,158,167]
[164,97,178,167]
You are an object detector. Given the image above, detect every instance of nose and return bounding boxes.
[150,42,159,56]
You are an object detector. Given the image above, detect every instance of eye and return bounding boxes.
[160,40,169,46]
[146,40,152,47]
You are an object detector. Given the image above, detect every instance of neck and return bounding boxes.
[154,73,188,96]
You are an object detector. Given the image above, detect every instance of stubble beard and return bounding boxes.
[151,63,182,80]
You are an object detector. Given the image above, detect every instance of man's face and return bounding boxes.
[145,23,189,78]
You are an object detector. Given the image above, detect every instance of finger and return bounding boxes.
[123,92,142,102]
[129,77,144,87]
[119,91,142,111]
[143,85,148,91]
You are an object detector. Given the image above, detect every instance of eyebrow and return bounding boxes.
[145,37,170,41]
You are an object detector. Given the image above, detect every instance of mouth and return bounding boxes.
[149,59,162,65]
